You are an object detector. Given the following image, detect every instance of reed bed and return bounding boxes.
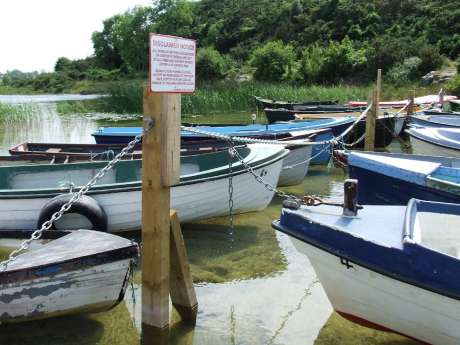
[102,81,439,115]
[0,103,35,124]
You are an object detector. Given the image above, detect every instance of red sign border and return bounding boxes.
[149,33,196,94]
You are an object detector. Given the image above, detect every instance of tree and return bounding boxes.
[54,57,73,73]
[196,47,231,80]
[92,16,124,70]
[250,41,295,82]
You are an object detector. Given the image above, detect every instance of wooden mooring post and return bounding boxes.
[407,90,415,116]
[142,89,198,345]
[439,88,445,111]
[364,89,378,151]
[364,69,381,151]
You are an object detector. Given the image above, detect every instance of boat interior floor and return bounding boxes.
[414,212,460,258]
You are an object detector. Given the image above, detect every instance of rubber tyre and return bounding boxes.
[37,194,108,232]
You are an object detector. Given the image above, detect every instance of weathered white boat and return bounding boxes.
[0,230,138,323]
[0,144,288,232]
[273,198,460,345]
[278,143,312,186]
[406,127,460,158]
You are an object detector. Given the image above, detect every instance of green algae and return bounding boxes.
[315,312,418,345]
[0,247,10,261]
[0,303,139,345]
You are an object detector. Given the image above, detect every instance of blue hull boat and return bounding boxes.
[346,151,460,205]
[92,117,355,144]
[92,118,355,164]
[272,199,460,344]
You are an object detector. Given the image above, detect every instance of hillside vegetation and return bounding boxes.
[1,0,459,93]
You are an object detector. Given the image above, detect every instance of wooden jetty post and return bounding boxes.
[364,69,381,151]
[142,89,198,344]
[376,69,382,117]
[364,89,378,151]
[142,33,198,344]
[407,90,415,116]
[439,88,445,111]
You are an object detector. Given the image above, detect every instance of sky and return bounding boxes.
[0,0,152,73]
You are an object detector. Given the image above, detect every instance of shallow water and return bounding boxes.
[0,99,416,345]
[0,94,104,104]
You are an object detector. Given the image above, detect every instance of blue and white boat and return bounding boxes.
[92,118,355,164]
[409,114,460,128]
[346,151,460,204]
[273,198,460,345]
[406,127,460,158]
[92,117,355,144]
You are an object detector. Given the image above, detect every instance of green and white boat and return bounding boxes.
[0,144,288,232]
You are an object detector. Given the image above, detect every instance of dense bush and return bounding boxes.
[417,44,443,74]
[196,47,232,80]
[447,75,460,95]
[387,57,423,85]
[31,73,73,93]
[300,37,367,83]
[250,41,295,82]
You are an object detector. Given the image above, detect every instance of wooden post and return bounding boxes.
[376,69,382,118]
[439,88,445,111]
[364,89,377,151]
[343,179,359,217]
[407,90,415,116]
[142,89,180,343]
[142,87,198,344]
[170,210,198,322]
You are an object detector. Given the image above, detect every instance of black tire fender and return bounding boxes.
[37,194,108,232]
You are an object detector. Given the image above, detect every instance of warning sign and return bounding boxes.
[149,33,196,93]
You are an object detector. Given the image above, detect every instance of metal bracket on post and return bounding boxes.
[144,117,156,130]
[343,179,359,217]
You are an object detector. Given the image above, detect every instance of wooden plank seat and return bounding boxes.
[46,148,62,153]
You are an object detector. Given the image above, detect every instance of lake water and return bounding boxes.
[0,96,417,345]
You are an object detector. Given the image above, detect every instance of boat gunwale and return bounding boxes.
[92,117,356,138]
[0,242,138,283]
[0,147,289,198]
[272,206,460,302]
[407,127,460,151]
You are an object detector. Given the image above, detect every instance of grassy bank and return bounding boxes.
[0,85,40,95]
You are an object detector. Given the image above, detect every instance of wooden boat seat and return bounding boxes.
[46,148,62,153]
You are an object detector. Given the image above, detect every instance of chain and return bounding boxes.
[181,126,311,146]
[181,104,372,148]
[226,141,301,203]
[0,120,154,272]
[227,145,235,231]
[282,142,332,170]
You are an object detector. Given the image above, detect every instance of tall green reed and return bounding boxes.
[102,81,440,115]
[0,103,35,124]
